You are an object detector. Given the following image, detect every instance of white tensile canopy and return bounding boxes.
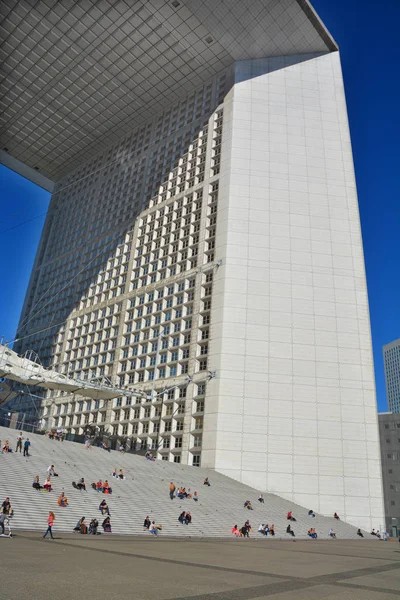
[0,344,142,401]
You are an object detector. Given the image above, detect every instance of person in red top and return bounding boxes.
[43,511,55,539]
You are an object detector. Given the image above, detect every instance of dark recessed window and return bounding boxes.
[171,0,180,7]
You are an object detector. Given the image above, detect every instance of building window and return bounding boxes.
[174,456,181,463]
[192,455,200,467]
[197,383,206,396]
[194,417,203,430]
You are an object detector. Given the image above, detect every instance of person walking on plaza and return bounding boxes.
[15,432,24,453]
[0,512,7,535]
[23,438,31,456]
[43,512,55,539]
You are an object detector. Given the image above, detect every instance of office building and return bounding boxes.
[383,339,400,413]
[1,1,384,529]
[378,413,400,537]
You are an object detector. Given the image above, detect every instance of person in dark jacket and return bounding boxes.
[102,517,111,532]
[89,518,99,534]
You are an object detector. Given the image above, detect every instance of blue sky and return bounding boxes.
[0,0,399,412]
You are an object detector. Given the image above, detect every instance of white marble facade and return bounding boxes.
[202,52,385,531]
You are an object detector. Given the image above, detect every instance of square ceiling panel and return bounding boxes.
[0,0,336,183]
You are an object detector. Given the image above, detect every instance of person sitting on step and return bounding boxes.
[328,528,337,539]
[232,524,240,537]
[258,493,265,503]
[102,516,111,532]
[102,480,112,494]
[258,523,266,535]
[287,511,296,521]
[308,528,317,539]
[241,520,251,537]
[203,477,211,486]
[112,467,117,478]
[89,518,99,534]
[58,492,68,507]
[32,475,42,490]
[43,477,52,492]
[193,491,198,502]
[2,498,11,515]
[269,524,275,536]
[73,516,87,534]
[79,517,87,534]
[118,469,124,480]
[286,524,295,537]
[143,516,151,530]
[244,500,253,510]
[308,509,316,517]
[334,512,340,520]
[99,499,110,516]
[95,479,103,492]
[73,477,86,491]
[47,464,58,477]
[357,529,364,538]
[178,511,186,524]
[149,521,158,536]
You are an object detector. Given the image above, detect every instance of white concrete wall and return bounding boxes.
[202,52,385,531]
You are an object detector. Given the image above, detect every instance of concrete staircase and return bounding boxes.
[0,426,368,539]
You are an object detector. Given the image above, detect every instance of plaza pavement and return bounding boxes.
[1,532,399,599]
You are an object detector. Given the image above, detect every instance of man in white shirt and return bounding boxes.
[15,432,24,453]
[47,464,58,477]
[149,521,158,536]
